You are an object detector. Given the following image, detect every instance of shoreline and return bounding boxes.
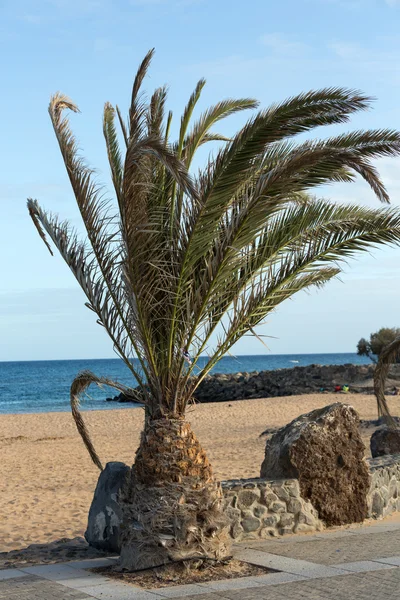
[0,357,373,415]
[1,393,398,553]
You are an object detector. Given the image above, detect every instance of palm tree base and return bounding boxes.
[119,418,231,571]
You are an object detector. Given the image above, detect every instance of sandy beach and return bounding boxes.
[1,393,398,553]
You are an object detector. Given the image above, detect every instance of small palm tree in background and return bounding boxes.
[29,50,400,570]
[374,336,400,422]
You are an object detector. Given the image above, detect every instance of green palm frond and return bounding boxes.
[29,51,400,454]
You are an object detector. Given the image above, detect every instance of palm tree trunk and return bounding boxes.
[119,417,231,570]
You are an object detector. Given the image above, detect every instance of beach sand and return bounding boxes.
[1,393,398,553]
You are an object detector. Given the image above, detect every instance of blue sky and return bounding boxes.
[1,0,400,361]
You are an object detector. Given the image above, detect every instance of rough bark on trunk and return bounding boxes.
[119,417,231,571]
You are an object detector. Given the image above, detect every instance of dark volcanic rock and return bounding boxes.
[85,462,130,552]
[260,403,370,526]
[105,364,400,405]
[370,428,400,458]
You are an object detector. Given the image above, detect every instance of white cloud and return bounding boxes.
[386,0,400,6]
[329,41,365,60]
[259,33,310,56]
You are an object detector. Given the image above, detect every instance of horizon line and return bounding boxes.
[0,351,365,364]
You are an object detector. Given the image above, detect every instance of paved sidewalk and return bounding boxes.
[2,521,400,599]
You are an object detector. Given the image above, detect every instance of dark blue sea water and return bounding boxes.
[0,354,370,415]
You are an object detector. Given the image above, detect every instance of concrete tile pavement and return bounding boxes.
[2,522,400,599]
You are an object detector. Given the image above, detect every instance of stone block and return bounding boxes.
[381,485,390,506]
[271,485,290,502]
[287,498,303,514]
[261,490,279,506]
[259,527,279,538]
[237,489,260,509]
[241,516,260,533]
[389,477,398,498]
[285,480,300,497]
[253,504,268,518]
[270,500,287,513]
[279,513,295,527]
[370,489,385,517]
[298,510,316,526]
[280,526,294,535]
[231,521,244,539]
[262,514,279,527]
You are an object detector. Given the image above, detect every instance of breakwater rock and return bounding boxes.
[106,363,400,404]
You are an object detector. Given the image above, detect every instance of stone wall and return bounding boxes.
[222,453,400,540]
[367,453,400,518]
[221,478,322,541]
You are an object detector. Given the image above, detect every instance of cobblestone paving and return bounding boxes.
[243,528,400,565]
[200,568,400,600]
[2,527,400,599]
[0,575,92,600]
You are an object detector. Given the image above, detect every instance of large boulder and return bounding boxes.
[260,403,370,526]
[370,428,400,458]
[85,461,130,552]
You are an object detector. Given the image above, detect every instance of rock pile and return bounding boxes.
[106,363,400,404]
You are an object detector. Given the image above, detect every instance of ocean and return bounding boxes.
[0,353,370,415]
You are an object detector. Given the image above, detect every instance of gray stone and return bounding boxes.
[259,527,279,538]
[230,494,238,508]
[224,506,241,521]
[262,514,279,527]
[279,513,295,527]
[370,489,385,517]
[381,485,390,506]
[241,516,260,532]
[298,510,316,526]
[237,489,260,509]
[287,498,303,514]
[370,428,400,458]
[262,491,279,506]
[280,526,294,535]
[272,485,290,502]
[285,480,300,497]
[270,501,287,513]
[85,461,130,552]
[231,521,244,539]
[389,477,398,498]
[253,504,268,518]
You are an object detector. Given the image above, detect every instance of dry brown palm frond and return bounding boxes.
[373,336,400,427]
[70,371,142,470]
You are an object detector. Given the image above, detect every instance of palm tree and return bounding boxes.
[28,49,400,570]
[374,336,400,423]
